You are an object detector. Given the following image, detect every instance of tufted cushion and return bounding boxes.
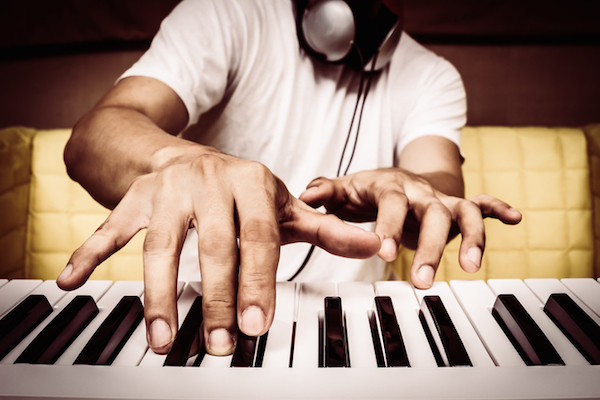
[0,127,36,278]
[0,126,597,281]
[393,127,596,281]
[25,129,144,280]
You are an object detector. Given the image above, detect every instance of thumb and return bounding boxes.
[281,199,381,259]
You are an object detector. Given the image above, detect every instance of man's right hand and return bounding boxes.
[57,148,382,355]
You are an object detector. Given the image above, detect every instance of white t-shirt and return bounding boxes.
[119,0,467,283]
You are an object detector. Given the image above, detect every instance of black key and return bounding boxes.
[374,296,410,367]
[492,294,564,366]
[74,296,143,365]
[15,295,98,364]
[324,297,348,367]
[418,310,445,367]
[0,295,52,361]
[165,296,204,367]
[368,309,386,367]
[421,296,472,367]
[544,293,600,365]
[254,332,268,367]
[231,333,258,367]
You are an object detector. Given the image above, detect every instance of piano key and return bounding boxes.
[0,279,43,317]
[15,295,99,364]
[0,279,8,289]
[74,296,144,365]
[198,353,233,367]
[492,294,564,366]
[0,280,112,365]
[140,281,201,367]
[112,281,186,367]
[449,280,525,366]
[164,296,203,367]
[421,296,472,367]
[543,293,600,365]
[55,281,145,365]
[323,296,348,367]
[338,281,379,368]
[230,332,258,367]
[375,281,438,367]
[260,281,296,368]
[293,282,337,368]
[374,296,410,367]
[0,295,52,361]
[413,282,494,367]
[561,278,600,318]
[253,332,268,367]
[525,279,600,326]
[487,279,589,366]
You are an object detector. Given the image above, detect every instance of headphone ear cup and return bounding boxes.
[301,0,355,63]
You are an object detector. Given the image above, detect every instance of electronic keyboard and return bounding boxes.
[0,278,599,399]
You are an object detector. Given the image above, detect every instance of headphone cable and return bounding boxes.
[288,49,378,281]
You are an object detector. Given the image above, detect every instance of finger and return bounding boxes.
[452,199,486,273]
[57,194,146,291]
[409,200,452,289]
[282,199,381,258]
[372,189,409,262]
[235,179,279,339]
[470,194,522,224]
[299,177,345,210]
[143,207,188,354]
[195,191,239,356]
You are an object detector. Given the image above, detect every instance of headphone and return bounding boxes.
[295,0,402,71]
[288,1,402,280]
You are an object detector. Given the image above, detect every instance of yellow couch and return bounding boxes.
[1,125,599,281]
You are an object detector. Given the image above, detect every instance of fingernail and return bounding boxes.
[467,247,482,269]
[241,306,267,336]
[208,328,234,355]
[149,318,173,349]
[417,265,435,287]
[381,238,398,260]
[57,264,73,283]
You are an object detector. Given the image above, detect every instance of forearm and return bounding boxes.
[65,106,210,209]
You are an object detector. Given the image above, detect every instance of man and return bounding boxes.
[57,0,521,357]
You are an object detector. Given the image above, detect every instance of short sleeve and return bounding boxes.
[395,57,467,160]
[118,0,238,127]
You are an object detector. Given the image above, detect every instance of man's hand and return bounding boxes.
[299,168,522,288]
[57,151,381,356]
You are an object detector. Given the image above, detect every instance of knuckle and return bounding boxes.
[425,200,452,219]
[241,219,279,241]
[198,229,237,259]
[143,228,180,256]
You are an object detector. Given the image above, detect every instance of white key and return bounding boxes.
[1,280,113,364]
[450,280,524,366]
[140,282,201,367]
[0,279,43,317]
[199,354,233,368]
[0,279,7,289]
[525,278,600,326]
[112,281,186,367]
[560,278,600,318]
[487,279,588,366]
[375,281,438,368]
[338,282,377,368]
[292,282,337,368]
[261,281,296,368]
[54,281,145,365]
[414,281,494,367]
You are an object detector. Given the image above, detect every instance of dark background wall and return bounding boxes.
[1,0,599,129]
